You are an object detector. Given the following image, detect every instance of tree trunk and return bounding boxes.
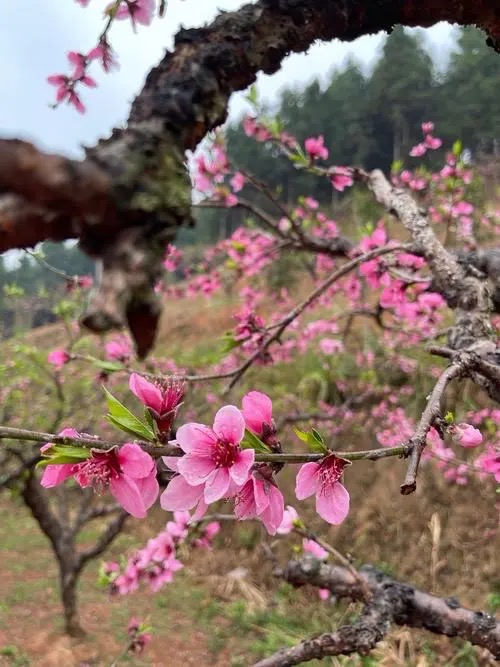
[21,470,85,636]
[60,564,85,637]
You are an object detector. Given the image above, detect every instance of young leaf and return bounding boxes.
[293,427,310,443]
[93,359,124,373]
[103,387,155,441]
[241,428,271,453]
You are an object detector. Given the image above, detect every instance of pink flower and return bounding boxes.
[242,391,273,437]
[234,469,284,535]
[319,338,343,355]
[295,454,350,525]
[303,538,328,560]
[276,505,299,535]
[329,167,353,192]
[47,75,87,113]
[174,406,254,503]
[88,41,119,73]
[409,143,427,157]
[129,373,184,435]
[112,0,155,27]
[160,456,208,521]
[424,135,442,150]
[193,520,220,549]
[304,136,328,161]
[475,446,500,482]
[73,443,159,518]
[105,336,132,362]
[224,193,238,207]
[42,440,158,518]
[452,423,483,448]
[48,348,70,370]
[230,172,246,193]
[127,617,152,654]
[40,428,81,488]
[421,122,434,134]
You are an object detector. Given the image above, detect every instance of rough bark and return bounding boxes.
[1,0,500,353]
[19,469,127,636]
[260,557,500,665]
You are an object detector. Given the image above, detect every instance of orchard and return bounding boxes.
[0,1,499,665]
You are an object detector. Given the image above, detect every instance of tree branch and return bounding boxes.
[1,1,499,353]
[260,558,500,665]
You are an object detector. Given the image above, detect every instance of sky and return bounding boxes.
[0,1,459,159]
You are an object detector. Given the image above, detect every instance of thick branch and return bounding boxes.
[77,509,128,570]
[1,1,500,352]
[262,557,500,667]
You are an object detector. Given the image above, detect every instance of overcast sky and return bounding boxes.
[1,1,458,159]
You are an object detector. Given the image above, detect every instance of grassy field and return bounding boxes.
[0,292,498,666]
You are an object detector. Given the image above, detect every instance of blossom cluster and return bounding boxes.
[104,510,220,594]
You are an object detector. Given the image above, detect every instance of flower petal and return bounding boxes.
[213,405,245,444]
[175,423,217,454]
[162,455,180,472]
[118,442,155,478]
[110,475,147,518]
[234,480,256,520]
[230,448,255,485]
[160,475,204,511]
[242,391,273,434]
[316,482,350,525]
[177,453,215,485]
[135,472,159,510]
[260,484,284,535]
[295,462,320,499]
[204,467,230,503]
[40,463,75,488]
[129,373,163,413]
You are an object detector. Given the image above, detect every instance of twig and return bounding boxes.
[400,360,471,495]
[0,424,409,464]
[220,243,408,392]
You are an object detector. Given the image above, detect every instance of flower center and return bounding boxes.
[212,440,238,468]
[319,455,348,486]
[74,449,121,493]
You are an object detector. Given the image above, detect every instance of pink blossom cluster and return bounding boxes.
[49,0,156,112]
[41,430,159,518]
[409,122,443,157]
[157,390,350,533]
[105,511,219,594]
[163,244,184,273]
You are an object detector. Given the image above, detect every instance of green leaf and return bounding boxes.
[48,445,92,459]
[144,408,157,433]
[245,84,259,108]
[107,415,155,442]
[220,333,243,354]
[293,427,328,454]
[391,159,403,174]
[93,359,124,373]
[311,428,325,445]
[452,139,463,157]
[37,445,91,468]
[241,428,271,453]
[444,411,454,424]
[103,387,155,441]
[293,427,309,443]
